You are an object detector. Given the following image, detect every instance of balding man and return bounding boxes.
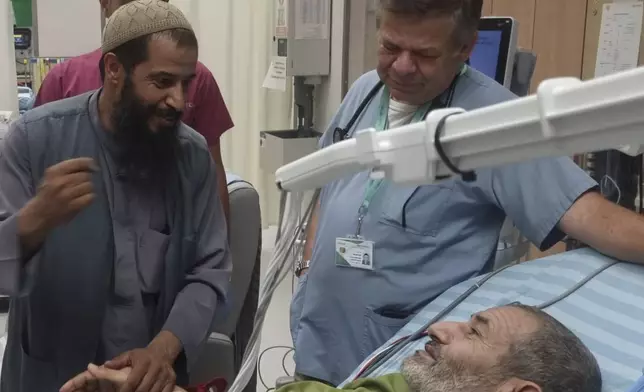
[33,0,233,224]
[0,1,231,391]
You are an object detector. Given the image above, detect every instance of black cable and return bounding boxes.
[433,112,476,182]
[281,348,294,377]
[257,346,294,391]
[639,155,643,214]
[275,190,289,243]
[536,261,618,309]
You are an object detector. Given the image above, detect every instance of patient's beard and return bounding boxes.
[401,353,505,392]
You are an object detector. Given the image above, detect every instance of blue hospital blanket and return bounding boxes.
[627,376,644,392]
[340,249,644,392]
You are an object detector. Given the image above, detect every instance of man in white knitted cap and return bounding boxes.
[0,1,231,391]
[33,0,234,227]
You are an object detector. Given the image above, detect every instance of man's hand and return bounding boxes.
[60,364,188,392]
[104,331,182,392]
[19,157,96,233]
[103,349,175,392]
[60,364,130,392]
[18,157,97,259]
[27,157,97,226]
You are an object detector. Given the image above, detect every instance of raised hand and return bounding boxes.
[25,157,98,230]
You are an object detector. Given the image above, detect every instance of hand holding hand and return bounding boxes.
[60,364,131,392]
[104,347,176,392]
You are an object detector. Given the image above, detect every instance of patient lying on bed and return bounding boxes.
[62,304,601,392]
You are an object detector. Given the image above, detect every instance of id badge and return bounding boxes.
[335,237,374,270]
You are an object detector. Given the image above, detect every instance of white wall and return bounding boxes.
[314,0,347,129]
[347,0,379,88]
[0,0,17,112]
[33,0,101,58]
[174,0,358,226]
[175,0,294,226]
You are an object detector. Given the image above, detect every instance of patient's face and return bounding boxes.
[401,306,539,392]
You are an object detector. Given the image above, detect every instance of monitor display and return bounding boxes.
[466,17,516,87]
[13,28,31,51]
[469,30,503,81]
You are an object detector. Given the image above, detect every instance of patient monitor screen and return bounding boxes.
[468,18,515,86]
[469,30,503,81]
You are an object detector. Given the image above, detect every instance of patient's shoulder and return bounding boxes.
[342,373,409,392]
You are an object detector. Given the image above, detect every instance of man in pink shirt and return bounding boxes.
[33,0,233,223]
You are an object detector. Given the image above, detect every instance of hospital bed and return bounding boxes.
[189,173,261,392]
[237,38,644,392]
[336,248,644,392]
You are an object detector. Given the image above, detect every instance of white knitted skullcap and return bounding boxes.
[102,0,194,53]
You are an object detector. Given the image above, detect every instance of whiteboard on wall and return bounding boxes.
[33,0,102,58]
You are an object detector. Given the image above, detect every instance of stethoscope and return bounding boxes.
[331,73,476,225]
[332,75,461,144]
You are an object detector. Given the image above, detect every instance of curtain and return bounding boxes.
[177,0,294,226]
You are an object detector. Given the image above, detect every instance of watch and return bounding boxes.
[295,259,311,277]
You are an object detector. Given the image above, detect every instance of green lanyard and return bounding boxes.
[355,87,433,237]
[355,65,468,237]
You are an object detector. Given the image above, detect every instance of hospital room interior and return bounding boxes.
[1,0,644,391]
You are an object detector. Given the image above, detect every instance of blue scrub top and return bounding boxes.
[289,67,598,385]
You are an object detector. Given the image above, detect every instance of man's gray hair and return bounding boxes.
[378,0,483,45]
[501,304,602,392]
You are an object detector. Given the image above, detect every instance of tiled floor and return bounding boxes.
[0,227,294,392]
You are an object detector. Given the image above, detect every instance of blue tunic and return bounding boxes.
[289,68,598,385]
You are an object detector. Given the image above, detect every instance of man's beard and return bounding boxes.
[401,350,506,392]
[110,76,181,185]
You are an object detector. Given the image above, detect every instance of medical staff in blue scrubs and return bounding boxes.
[289,0,644,387]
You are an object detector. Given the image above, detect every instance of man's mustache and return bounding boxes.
[154,107,182,123]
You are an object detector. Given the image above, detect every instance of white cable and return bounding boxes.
[600,175,622,205]
[227,189,319,392]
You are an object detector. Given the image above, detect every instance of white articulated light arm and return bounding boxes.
[275,68,644,192]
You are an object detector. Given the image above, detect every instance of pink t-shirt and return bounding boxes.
[33,49,234,145]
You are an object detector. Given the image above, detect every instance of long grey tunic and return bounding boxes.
[0,90,232,391]
[93,122,170,363]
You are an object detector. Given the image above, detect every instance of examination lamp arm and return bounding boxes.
[275,70,644,192]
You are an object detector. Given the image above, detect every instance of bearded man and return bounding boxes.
[0,1,231,391]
